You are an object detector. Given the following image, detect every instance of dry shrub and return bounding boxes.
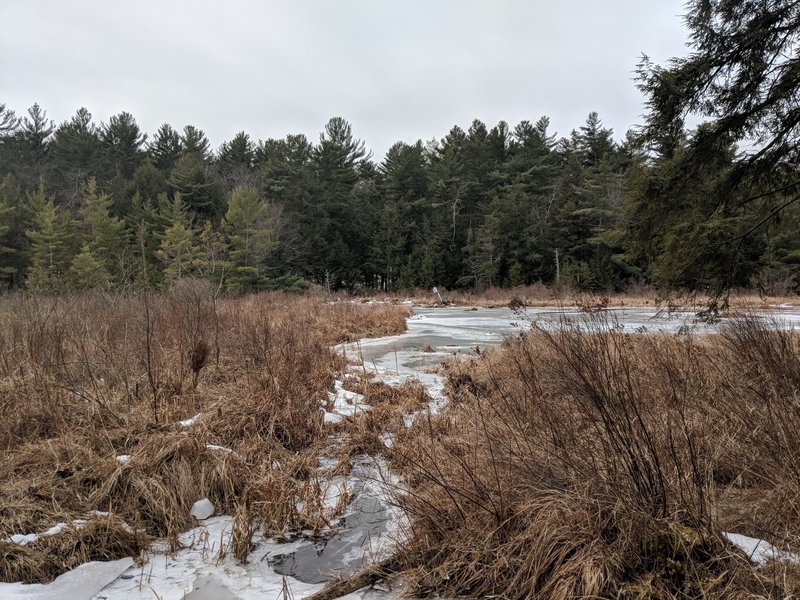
[331,378,430,458]
[393,315,800,598]
[0,517,145,584]
[90,433,251,537]
[0,287,409,583]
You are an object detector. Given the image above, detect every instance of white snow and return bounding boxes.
[179,413,203,427]
[724,532,799,566]
[323,410,343,424]
[114,455,130,464]
[90,517,331,600]
[0,558,134,600]
[190,498,215,521]
[323,379,370,422]
[204,444,235,455]
[6,513,134,547]
[42,523,69,536]
[7,533,39,545]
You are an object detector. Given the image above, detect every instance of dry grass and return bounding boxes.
[391,314,800,598]
[0,283,409,583]
[331,378,431,459]
[364,284,798,311]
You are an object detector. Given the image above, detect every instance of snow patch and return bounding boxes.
[8,533,39,545]
[322,380,370,422]
[0,557,134,600]
[190,498,215,521]
[204,444,236,455]
[179,413,203,427]
[725,532,799,566]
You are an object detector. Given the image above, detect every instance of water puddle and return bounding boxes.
[270,458,398,585]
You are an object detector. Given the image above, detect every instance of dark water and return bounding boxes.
[269,462,391,584]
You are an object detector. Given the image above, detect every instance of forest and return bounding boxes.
[0,95,797,297]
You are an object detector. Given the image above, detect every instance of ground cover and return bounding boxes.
[0,284,410,583]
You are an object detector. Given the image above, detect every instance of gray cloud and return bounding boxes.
[1,0,688,158]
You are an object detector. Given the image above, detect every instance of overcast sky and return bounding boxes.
[1,0,690,159]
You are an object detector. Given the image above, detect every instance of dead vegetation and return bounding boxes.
[391,314,800,598]
[366,283,798,311]
[0,284,409,583]
[328,378,431,460]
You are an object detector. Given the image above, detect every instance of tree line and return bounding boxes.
[0,97,797,296]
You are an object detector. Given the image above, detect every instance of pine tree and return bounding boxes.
[0,182,15,285]
[156,193,202,284]
[169,153,225,224]
[180,125,211,161]
[148,124,182,172]
[0,175,26,286]
[0,103,17,136]
[101,111,146,180]
[636,0,800,295]
[312,117,369,286]
[50,108,101,208]
[76,177,125,283]
[69,244,110,289]
[12,104,54,187]
[259,134,317,274]
[217,131,256,190]
[223,186,275,292]
[26,184,76,291]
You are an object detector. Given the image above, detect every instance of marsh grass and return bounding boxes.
[392,314,800,598]
[367,284,796,311]
[0,285,409,583]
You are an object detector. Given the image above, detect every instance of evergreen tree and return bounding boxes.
[223,185,276,292]
[50,108,101,208]
[76,177,125,283]
[169,153,225,224]
[217,131,256,190]
[312,117,369,286]
[0,174,34,286]
[637,0,800,295]
[0,177,16,286]
[69,244,110,289]
[180,125,211,161]
[156,193,202,284]
[10,104,54,187]
[553,114,627,290]
[0,103,19,175]
[123,159,168,216]
[101,111,146,180]
[0,103,17,135]
[26,184,76,291]
[259,134,317,273]
[148,123,182,172]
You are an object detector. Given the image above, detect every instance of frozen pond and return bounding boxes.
[346,305,800,379]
